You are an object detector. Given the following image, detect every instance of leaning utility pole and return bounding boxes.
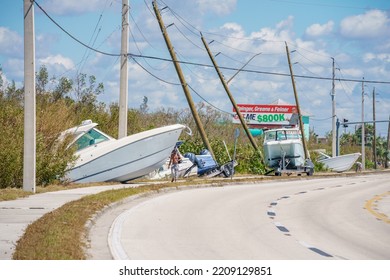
[152,0,214,157]
[285,42,310,160]
[23,0,36,193]
[118,0,129,139]
[331,57,336,157]
[372,87,377,169]
[200,34,264,163]
[361,78,365,170]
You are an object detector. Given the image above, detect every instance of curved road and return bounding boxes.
[87,173,390,260]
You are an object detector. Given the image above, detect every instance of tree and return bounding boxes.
[52,76,73,102]
[73,73,104,106]
[140,96,148,113]
[36,65,49,95]
[355,124,374,146]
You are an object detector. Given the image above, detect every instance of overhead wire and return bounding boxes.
[33,0,120,57]
[77,0,111,74]
[128,19,170,71]
[159,0,200,36]
[187,84,234,116]
[130,56,180,86]
[33,0,390,86]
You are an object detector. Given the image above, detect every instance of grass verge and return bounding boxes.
[0,182,116,202]
[12,178,238,260]
[12,185,154,259]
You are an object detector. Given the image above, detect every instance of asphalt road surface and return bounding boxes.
[87,173,390,260]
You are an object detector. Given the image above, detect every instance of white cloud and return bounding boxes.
[39,55,75,72]
[340,10,390,38]
[197,0,237,16]
[338,67,363,78]
[0,27,23,57]
[363,52,390,63]
[41,0,110,15]
[305,21,334,37]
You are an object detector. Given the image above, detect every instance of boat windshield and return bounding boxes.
[74,128,109,151]
[285,130,300,139]
[264,131,276,141]
[265,130,301,141]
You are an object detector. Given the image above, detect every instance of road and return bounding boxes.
[87,173,390,260]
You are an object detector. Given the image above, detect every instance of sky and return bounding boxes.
[1,0,390,137]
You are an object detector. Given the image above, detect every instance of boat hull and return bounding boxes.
[66,124,185,183]
[318,153,361,172]
[264,140,305,169]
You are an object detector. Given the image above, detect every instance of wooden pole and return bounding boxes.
[285,42,310,160]
[200,34,264,164]
[152,0,214,157]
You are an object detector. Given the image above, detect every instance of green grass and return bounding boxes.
[12,178,242,259]
[0,182,116,202]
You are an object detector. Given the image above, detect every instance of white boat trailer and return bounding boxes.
[273,151,314,176]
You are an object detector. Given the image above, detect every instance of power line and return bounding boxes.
[34,0,390,86]
[33,0,120,57]
[131,57,180,86]
[187,84,233,116]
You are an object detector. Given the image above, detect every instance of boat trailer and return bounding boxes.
[271,152,314,176]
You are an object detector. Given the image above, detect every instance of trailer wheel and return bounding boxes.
[222,164,232,177]
[275,171,281,176]
[306,168,314,176]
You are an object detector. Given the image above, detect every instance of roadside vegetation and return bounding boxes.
[2,66,388,259]
[1,65,387,192]
[1,66,265,191]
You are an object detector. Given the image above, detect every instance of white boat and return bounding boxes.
[61,120,186,183]
[317,152,361,172]
[263,128,306,170]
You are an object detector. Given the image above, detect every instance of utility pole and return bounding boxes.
[372,87,377,169]
[331,57,336,157]
[361,78,365,170]
[386,115,390,168]
[200,34,264,163]
[23,0,36,193]
[152,0,214,157]
[118,0,129,139]
[285,42,310,160]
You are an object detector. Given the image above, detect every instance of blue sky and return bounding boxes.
[1,0,390,137]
